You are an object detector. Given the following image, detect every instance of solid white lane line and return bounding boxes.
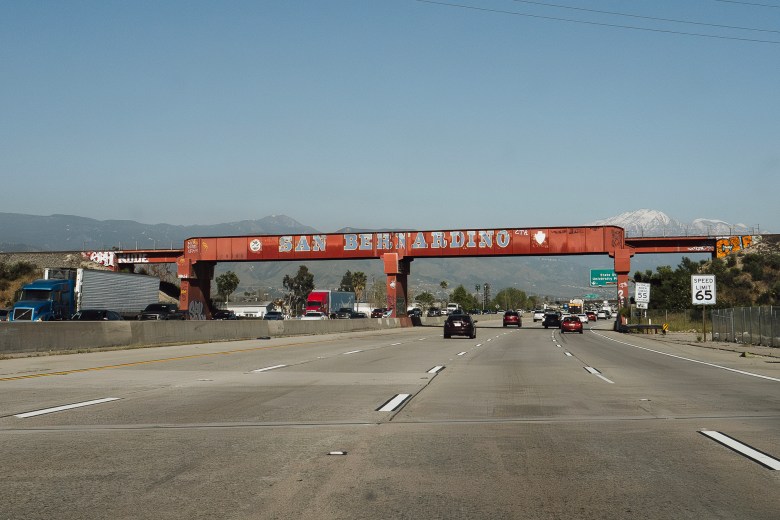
[700,430,780,470]
[252,364,287,373]
[377,393,411,412]
[595,332,780,382]
[15,397,121,418]
[342,350,363,355]
[427,365,445,374]
[584,366,614,383]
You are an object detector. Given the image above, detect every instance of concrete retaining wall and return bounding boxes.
[0,316,452,355]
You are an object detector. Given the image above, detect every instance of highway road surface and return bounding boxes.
[2,317,779,519]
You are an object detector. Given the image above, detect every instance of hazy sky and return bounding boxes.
[1,0,778,232]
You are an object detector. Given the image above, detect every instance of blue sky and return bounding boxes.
[1,0,778,232]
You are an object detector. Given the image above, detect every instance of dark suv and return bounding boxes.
[444,313,477,339]
[336,307,354,319]
[542,312,561,329]
[503,310,522,327]
[139,303,186,320]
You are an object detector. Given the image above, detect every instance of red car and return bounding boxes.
[560,315,583,334]
[503,310,522,327]
[585,311,597,321]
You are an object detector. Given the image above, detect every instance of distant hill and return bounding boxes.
[0,210,762,301]
[0,213,318,252]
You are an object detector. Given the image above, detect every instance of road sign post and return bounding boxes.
[634,282,650,323]
[691,275,716,342]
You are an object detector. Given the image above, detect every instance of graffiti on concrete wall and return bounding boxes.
[716,235,757,258]
[83,251,152,268]
[83,251,115,267]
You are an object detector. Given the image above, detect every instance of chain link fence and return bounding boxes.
[711,307,779,347]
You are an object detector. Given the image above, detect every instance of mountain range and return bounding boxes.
[0,210,761,300]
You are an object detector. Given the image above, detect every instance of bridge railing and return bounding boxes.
[711,306,778,348]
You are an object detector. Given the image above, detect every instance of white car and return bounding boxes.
[533,310,545,322]
[596,310,608,320]
[301,311,327,320]
[576,313,589,323]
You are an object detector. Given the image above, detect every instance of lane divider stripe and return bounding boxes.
[15,397,120,418]
[376,393,411,412]
[252,364,287,373]
[700,430,780,470]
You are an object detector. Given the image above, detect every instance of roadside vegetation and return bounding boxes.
[630,236,779,331]
[0,261,36,307]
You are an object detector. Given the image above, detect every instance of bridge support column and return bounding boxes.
[611,248,634,318]
[383,254,412,318]
[177,259,215,320]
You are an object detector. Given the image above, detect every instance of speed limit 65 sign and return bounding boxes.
[691,275,716,305]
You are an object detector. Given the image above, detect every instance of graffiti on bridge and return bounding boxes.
[716,236,756,258]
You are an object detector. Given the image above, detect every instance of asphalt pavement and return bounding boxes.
[637,330,780,359]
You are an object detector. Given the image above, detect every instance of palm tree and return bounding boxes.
[352,271,367,305]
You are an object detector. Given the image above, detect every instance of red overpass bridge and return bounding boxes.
[81,226,758,320]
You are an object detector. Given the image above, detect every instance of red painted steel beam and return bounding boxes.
[626,236,715,255]
[181,226,627,263]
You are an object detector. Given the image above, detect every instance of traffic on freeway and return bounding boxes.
[2,317,779,519]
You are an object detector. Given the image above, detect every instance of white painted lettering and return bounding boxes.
[496,230,510,248]
[295,236,311,252]
[279,236,293,253]
[478,230,494,248]
[377,233,392,250]
[411,232,428,249]
[450,231,464,248]
[430,232,448,248]
[344,234,358,251]
[313,235,326,252]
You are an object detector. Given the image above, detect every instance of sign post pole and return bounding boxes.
[691,275,716,343]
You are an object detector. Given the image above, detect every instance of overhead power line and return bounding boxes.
[713,0,780,7]
[413,0,780,44]
[508,0,780,34]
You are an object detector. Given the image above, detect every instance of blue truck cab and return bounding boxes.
[9,278,75,321]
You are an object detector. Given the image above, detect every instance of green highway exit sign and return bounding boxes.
[590,269,617,287]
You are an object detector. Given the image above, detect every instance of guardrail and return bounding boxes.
[621,323,664,334]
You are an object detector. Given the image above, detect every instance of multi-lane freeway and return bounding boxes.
[2,317,779,519]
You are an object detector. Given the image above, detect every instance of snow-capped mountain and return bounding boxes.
[589,209,757,237]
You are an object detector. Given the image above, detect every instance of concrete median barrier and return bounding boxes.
[0,314,497,356]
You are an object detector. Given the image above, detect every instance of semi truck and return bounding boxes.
[9,268,160,321]
[304,290,355,319]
